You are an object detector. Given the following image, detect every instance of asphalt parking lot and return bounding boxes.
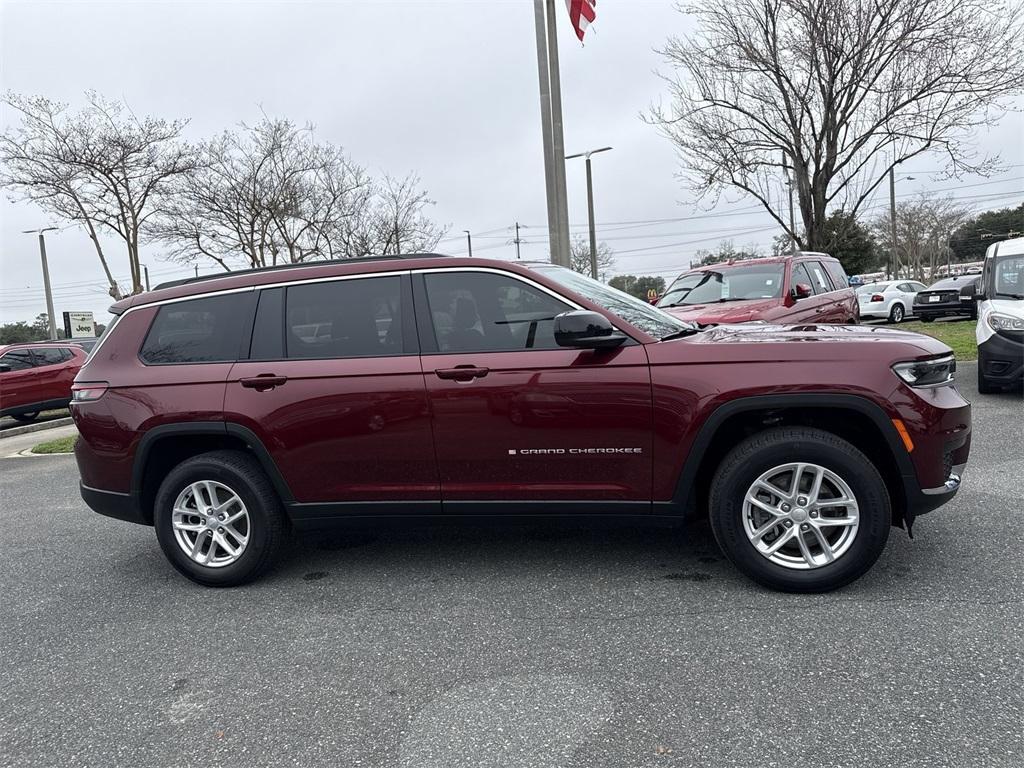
[1,363,1021,768]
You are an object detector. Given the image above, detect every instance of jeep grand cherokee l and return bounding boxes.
[0,342,87,422]
[71,255,971,592]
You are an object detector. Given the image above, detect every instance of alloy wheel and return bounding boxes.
[742,462,860,570]
[171,480,250,568]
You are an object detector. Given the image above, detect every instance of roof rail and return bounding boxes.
[153,253,451,291]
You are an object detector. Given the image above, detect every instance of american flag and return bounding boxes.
[565,0,597,42]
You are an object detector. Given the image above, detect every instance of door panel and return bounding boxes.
[416,269,653,503]
[785,262,829,322]
[224,274,439,504]
[425,347,653,500]
[0,349,39,411]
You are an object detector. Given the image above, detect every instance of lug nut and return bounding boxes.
[800,523,810,531]
[781,503,791,513]
[810,511,818,518]
[797,496,808,505]
[218,527,225,534]
[784,520,793,528]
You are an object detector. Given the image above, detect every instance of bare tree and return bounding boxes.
[153,119,373,269]
[872,194,972,279]
[153,120,444,269]
[650,0,1024,251]
[1,92,197,297]
[568,234,616,280]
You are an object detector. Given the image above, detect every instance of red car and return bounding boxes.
[0,342,88,422]
[656,253,858,325]
[71,255,969,592]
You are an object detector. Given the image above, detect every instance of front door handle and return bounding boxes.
[434,366,489,382]
[240,374,287,391]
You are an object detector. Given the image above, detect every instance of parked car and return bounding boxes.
[71,255,970,593]
[70,337,101,353]
[856,280,928,323]
[913,275,981,322]
[0,342,87,422]
[656,253,857,325]
[976,237,1024,393]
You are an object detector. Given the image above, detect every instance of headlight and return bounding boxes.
[892,355,956,388]
[986,313,1024,332]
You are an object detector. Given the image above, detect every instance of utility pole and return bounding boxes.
[195,264,199,278]
[463,230,473,257]
[533,0,571,267]
[22,227,58,340]
[567,146,612,279]
[143,265,151,291]
[889,168,899,280]
[513,222,523,260]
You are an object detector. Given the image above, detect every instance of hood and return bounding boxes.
[661,298,780,325]
[656,322,953,365]
[984,297,1024,317]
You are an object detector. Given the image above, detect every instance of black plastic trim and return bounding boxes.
[669,393,920,517]
[80,482,148,526]
[0,397,69,418]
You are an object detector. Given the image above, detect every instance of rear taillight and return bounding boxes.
[71,382,108,402]
[870,294,885,302]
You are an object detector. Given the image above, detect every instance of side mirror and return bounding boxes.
[553,310,627,350]
[0,364,10,373]
[792,283,813,300]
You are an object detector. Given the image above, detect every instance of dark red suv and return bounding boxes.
[71,255,971,592]
[0,342,87,422]
[656,253,858,326]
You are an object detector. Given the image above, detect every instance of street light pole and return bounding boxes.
[566,146,612,279]
[463,230,473,257]
[888,169,915,279]
[23,227,58,340]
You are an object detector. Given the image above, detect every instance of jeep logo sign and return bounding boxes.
[62,311,95,339]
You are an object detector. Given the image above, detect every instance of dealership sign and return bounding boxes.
[63,311,95,339]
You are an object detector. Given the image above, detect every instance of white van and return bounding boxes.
[976,237,1024,393]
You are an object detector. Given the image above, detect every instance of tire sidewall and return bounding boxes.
[154,455,276,586]
[711,433,891,592]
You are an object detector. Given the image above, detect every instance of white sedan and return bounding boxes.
[856,280,928,323]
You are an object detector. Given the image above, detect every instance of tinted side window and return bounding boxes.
[423,271,571,353]
[285,276,403,359]
[34,348,68,366]
[807,261,833,293]
[791,263,815,293]
[0,350,36,371]
[823,261,849,290]
[141,293,251,364]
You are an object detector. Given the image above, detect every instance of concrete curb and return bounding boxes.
[0,417,74,440]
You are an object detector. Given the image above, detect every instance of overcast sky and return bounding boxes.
[1,0,1022,326]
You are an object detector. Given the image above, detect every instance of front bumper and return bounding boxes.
[979,333,1024,387]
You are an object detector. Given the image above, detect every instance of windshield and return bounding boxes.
[657,264,785,307]
[533,266,693,339]
[856,282,891,295]
[993,255,1024,299]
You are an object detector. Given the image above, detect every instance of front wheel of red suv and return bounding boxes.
[708,427,891,593]
[153,450,288,587]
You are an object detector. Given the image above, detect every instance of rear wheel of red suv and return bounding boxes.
[153,450,288,587]
[708,427,890,593]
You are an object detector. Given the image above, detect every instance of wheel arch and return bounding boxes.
[671,394,916,529]
[132,422,294,524]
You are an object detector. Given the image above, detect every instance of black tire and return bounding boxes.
[708,427,891,593]
[11,411,39,423]
[153,450,288,587]
[920,315,934,323]
[888,303,905,324]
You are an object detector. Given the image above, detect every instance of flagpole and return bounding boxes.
[544,0,572,268]
[533,0,561,266]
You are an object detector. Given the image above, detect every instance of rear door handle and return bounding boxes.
[240,374,287,390]
[434,366,489,382]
